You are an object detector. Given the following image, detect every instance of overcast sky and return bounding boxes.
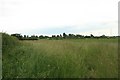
[0,0,119,36]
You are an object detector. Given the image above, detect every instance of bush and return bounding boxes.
[2,33,19,53]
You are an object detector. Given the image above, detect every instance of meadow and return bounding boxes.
[2,33,118,78]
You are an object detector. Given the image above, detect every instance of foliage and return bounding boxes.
[2,33,19,53]
[11,33,119,40]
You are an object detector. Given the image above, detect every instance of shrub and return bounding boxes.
[2,33,19,53]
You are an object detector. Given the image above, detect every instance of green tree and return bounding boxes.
[63,33,67,38]
[90,34,94,38]
[11,33,23,40]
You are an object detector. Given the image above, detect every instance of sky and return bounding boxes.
[0,0,119,36]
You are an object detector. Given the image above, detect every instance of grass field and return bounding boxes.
[2,34,118,78]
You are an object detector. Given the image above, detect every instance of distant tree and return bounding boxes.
[84,35,90,38]
[100,35,107,38]
[44,36,49,39]
[68,34,72,38]
[90,34,94,38]
[35,35,38,38]
[52,35,56,38]
[11,33,23,40]
[63,33,67,38]
[24,35,27,38]
[76,34,84,38]
[57,35,60,37]
[39,35,44,39]
[27,35,29,38]
[68,34,75,38]
[30,35,38,40]
[60,34,62,37]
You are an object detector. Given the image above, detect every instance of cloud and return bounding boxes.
[0,0,119,36]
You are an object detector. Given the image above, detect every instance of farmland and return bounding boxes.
[2,33,118,78]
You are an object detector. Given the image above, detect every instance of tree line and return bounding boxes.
[11,33,118,40]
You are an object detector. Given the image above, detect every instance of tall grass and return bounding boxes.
[2,34,118,78]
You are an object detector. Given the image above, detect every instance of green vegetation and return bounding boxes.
[2,33,118,78]
[11,33,118,40]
